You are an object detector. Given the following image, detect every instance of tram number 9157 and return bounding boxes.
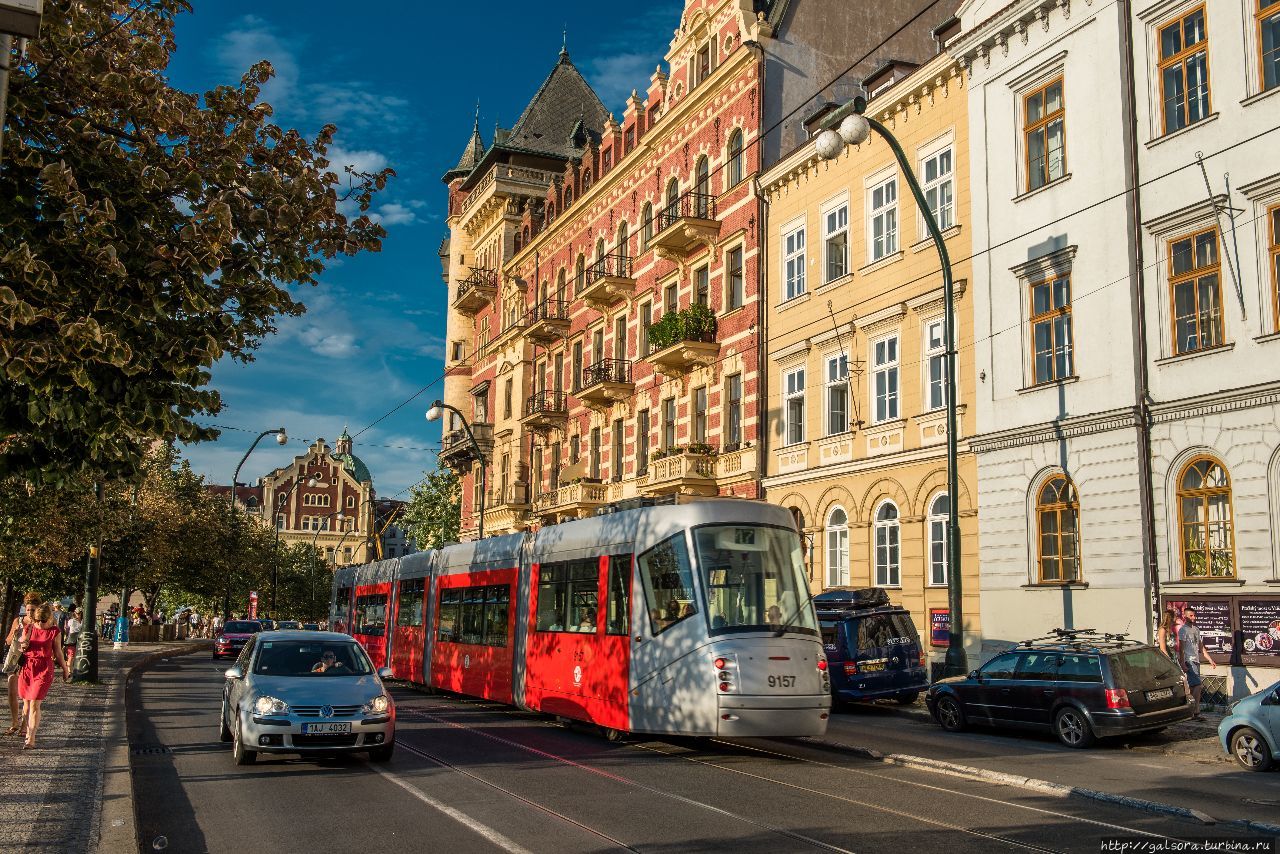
[767,674,796,688]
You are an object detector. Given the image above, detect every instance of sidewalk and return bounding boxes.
[0,642,204,853]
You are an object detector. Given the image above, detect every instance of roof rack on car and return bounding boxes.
[1018,628,1145,650]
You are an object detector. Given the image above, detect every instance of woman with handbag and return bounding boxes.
[4,592,42,737]
[16,602,70,749]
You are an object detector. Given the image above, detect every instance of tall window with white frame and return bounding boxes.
[784,225,806,300]
[927,493,949,586]
[874,502,901,587]
[662,397,677,451]
[784,367,805,445]
[1159,7,1210,135]
[924,319,946,410]
[921,147,954,230]
[726,246,744,311]
[1024,77,1065,192]
[636,411,649,475]
[1030,274,1074,384]
[825,354,849,435]
[826,507,849,588]
[726,373,743,449]
[1261,0,1280,92]
[824,202,849,283]
[726,129,745,188]
[1268,206,1280,331]
[872,335,899,423]
[1169,227,1223,355]
[869,176,898,261]
[693,386,708,444]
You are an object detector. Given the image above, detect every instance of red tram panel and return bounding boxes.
[351,581,392,670]
[429,568,517,704]
[389,576,426,682]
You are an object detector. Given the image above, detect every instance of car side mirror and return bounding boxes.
[224,665,244,680]
[1264,690,1280,706]
[968,670,980,681]
[377,667,395,680]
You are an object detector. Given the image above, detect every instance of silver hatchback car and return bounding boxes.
[219,630,396,764]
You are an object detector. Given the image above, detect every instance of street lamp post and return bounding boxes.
[271,473,317,617]
[815,98,967,676]
[223,428,287,620]
[426,400,487,539]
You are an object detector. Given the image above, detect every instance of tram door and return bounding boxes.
[351,582,391,669]
[389,577,426,681]
[524,555,630,730]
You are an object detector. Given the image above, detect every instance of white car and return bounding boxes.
[219,631,395,764]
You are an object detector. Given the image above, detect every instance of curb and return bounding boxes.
[96,642,207,854]
[821,737,1280,838]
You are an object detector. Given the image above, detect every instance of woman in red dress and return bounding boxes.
[16,602,70,750]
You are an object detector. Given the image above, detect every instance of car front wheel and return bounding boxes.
[368,742,394,763]
[935,695,966,732]
[232,712,256,765]
[1230,727,1274,772]
[1054,706,1095,748]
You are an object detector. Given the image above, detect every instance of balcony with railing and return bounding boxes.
[479,481,531,534]
[577,253,636,310]
[651,191,720,257]
[453,267,499,314]
[637,449,718,497]
[644,306,720,377]
[520,389,568,431]
[437,423,494,471]
[525,299,571,344]
[532,480,609,519]
[577,358,635,410]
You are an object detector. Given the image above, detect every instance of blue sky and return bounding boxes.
[172,0,684,499]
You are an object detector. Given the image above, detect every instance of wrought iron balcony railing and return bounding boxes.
[657,191,717,232]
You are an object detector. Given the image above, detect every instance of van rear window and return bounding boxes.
[856,613,919,650]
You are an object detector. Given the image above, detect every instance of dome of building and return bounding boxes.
[332,427,372,484]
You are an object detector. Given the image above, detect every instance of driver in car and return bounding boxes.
[310,650,346,673]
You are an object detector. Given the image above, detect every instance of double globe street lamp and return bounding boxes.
[814,99,967,677]
[426,400,488,539]
[223,427,288,621]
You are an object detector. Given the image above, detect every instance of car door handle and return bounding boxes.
[1043,689,1056,695]
[1000,688,1012,695]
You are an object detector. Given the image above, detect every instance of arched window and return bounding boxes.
[513,231,522,253]
[928,493,950,586]
[564,186,573,206]
[582,170,592,190]
[1037,476,1080,582]
[641,203,654,250]
[546,202,555,223]
[826,506,849,588]
[695,157,710,217]
[726,129,744,188]
[873,501,900,587]
[665,177,680,223]
[556,269,566,304]
[595,237,606,261]
[574,255,586,297]
[1178,457,1235,578]
[616,222,629,262]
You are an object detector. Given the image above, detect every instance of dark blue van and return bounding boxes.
[814,587,929,705]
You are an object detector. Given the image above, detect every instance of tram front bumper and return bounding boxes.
[715,694,830,738]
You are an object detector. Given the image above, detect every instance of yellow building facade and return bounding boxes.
[760,54,981,664]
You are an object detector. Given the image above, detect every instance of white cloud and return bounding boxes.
[326,146,389,176]
[370,203,418,226]
[299,328,358,358]
[587,52,658,112]
[213,15,300,106]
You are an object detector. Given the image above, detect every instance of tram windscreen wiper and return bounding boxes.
[773,605,801,637]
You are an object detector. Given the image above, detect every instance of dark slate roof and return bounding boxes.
[443,120,486,181]
[503,48,608,159]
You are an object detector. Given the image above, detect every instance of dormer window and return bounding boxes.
[690,35,718,88]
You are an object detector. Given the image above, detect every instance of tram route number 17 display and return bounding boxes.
[768,674,796,688]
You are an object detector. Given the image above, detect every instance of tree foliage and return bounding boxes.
[401,468,461,550]
[0,0,391,485]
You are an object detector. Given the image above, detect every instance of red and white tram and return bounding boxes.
[330,501,831,738]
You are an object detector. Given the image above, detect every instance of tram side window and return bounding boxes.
[483,585,510,646]
[332,586,353,633]
[637,535,697,635]
[459,585,486,644]
[436,584,510,647]
[437,589,461,642]
[396,578,426,627]
[353,594,387,637]
[536,559,599,632]
[605,554,631,636]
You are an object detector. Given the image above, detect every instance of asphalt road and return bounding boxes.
[825,702,1280,827]
[131,654,1275,853]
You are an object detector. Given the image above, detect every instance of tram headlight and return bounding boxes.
[254,695,289,716]
[363,694,390,715]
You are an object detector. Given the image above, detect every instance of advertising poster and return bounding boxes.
[248,591,259,619]
[1165,599,1233,655]
[930,608,949,648]
[1238,600,1280,658]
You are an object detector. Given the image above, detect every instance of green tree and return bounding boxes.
[401,468,461,550]
[0,0,392,485]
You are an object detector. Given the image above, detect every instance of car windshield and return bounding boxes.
[1108,648,1180,686]
[224,621,260,634]
[253,641,372,677]
[694,525,818,636]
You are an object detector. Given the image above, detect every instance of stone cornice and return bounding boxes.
[1149,381,1280,424]
[951,0,1077,74]
[970,406,1137,454]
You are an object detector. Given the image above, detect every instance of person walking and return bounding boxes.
[1177,607,1217,721]
[64,609,83,669]
[4,592,41,737]
[16,602,71,749]
[51,603,67,645]
[1157,610,1177,660]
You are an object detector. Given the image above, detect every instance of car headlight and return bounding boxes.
[254,695,289,716]
[362,695,390,715]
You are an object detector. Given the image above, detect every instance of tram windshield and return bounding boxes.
[694,525,818,636]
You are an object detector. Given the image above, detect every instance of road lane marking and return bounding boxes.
[368,763,534,854]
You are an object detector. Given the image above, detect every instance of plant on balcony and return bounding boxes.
[685,443,718,457]
[647,303,717,352]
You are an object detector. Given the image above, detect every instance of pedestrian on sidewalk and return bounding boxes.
[51,602,67,644]
[64,609,83,669]
[1157,610,1178,660]
[4,592,41,737]
[1177,607,1217,721]
[16,602,71,749]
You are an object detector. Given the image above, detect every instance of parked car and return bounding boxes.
[926,629,1193,748]
[276,621,302,630]
[814,587,928,705]
[1218,681,1280,771]
[219,630,395,764]
[213,620,262,660]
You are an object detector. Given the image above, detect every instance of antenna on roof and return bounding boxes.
[474,99,481,131]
